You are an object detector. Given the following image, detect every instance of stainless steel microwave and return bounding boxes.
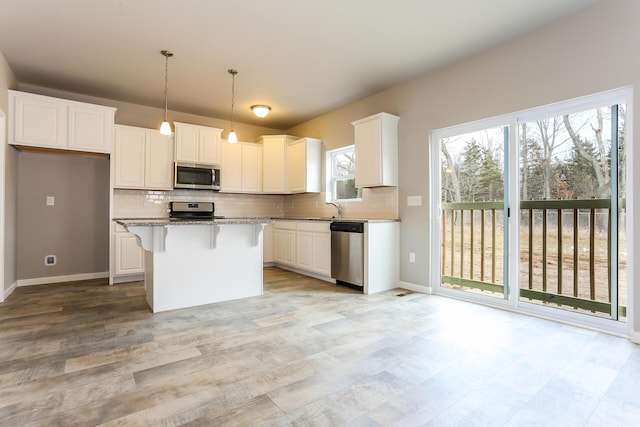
[174,162,221,191]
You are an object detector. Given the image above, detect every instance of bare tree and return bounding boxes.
[441,139,461,203]
[563,112,608,197]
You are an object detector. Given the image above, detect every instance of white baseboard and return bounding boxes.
[397,280,431,294]
[111,273,144,284]
[4,281,17,299]
[271,264,335,283]
[17,271,109,287]
[631,330,640,344]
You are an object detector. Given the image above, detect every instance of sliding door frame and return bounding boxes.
[429,87,634,337]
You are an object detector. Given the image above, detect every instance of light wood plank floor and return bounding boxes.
[0,267,639,426]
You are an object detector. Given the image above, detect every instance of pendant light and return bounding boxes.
[227,69,238,144]
[251,104,271,118]
[159,50,174,135]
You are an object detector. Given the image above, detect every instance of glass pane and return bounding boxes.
[334,151,355,177]
[336,178,360,200]
[518,105,626,321]
[440,126,506,299]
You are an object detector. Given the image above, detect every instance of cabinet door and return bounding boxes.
[12,93,67,148]
[175,125,199,162]
[220,142,242,192]
[68,104,114,153]
[296,231,313,271]
[242,143,263,193]
[262,138,287,193]
[115,233,145,275]
[287,139,306,193]
[114,127,146,188]
[274,229,296,266]
[354,118,382,187]
[199,128,221,164]
[312,232,331,276]
[145,132,174,190]
[263,223,274,263]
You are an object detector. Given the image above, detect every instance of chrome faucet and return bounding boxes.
[327,201,342,219]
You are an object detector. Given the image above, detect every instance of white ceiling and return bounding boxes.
[0,0,601,129]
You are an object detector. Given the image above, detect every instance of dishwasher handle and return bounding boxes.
[330,222,364,233]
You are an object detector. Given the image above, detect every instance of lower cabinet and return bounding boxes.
[272,220,331,277]
[113,225,144,280]
[273,221,296,267]
[296,221,331,276]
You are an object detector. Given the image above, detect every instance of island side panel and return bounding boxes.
[149,224,264,312]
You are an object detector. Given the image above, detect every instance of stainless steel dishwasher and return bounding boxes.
[330,221,365,290]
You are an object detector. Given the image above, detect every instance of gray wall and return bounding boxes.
[288,0,640,334]
[17,152,110,280]
[0,50,17,299]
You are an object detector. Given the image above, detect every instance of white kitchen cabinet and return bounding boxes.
[114,125,173,190]
[260,135,322,194]
[263,223,274,264]
[296,221,331,276]
[174,122,222,164]
[273,220,331,277]
[8,90,115,153]
[145,132,174,189]
[364,221,399,294]
[273,221,296,267]
[260,135,297,193]
[352,112,399,187]
[287,138,322,193]
[242,143,263,193]
[68,104,115,152]
[220,141,242,192]
[220,141,262,193]
[113,223,145,282]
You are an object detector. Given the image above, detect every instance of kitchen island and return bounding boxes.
[116,217,273,313]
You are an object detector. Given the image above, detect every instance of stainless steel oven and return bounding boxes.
[174,162,220,191]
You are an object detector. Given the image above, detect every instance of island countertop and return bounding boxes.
[115,217,274,226]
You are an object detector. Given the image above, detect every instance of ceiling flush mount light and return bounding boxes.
[159,50,174,135]
[251,104,271,118]
[227,69,238,144]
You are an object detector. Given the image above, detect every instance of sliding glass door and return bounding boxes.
[518,103,626,321]
[431,89,629,328]
[437,124,510,300]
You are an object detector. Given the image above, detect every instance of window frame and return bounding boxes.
[325,145,362,202]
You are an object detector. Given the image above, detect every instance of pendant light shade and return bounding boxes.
[160,50,174,135]
[227,69,238,144]
[228,130,238,144]
[251,104,271,118]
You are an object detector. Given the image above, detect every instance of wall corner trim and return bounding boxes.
[3,281,17,300]
[631,330,640,345]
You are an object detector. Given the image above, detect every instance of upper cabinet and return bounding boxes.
[220,141,263,193]
[8,90,116,154]
[174,122,222,164]
[261,135,296,193]
[260,135,322,194]
[352,112,399,187]
[287,138,322,193]
[114,125,174,190]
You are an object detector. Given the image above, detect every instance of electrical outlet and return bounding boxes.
[409,252,416,263]
[46,196,55,206]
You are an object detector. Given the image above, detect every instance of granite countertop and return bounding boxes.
[115,217,275,226]
[275,217,400,223]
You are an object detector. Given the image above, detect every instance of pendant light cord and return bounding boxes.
[164,53,169,122]
[229,69,237,130]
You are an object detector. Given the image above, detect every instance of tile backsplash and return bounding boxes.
[113,187,398,219]
[113,190,285,218]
